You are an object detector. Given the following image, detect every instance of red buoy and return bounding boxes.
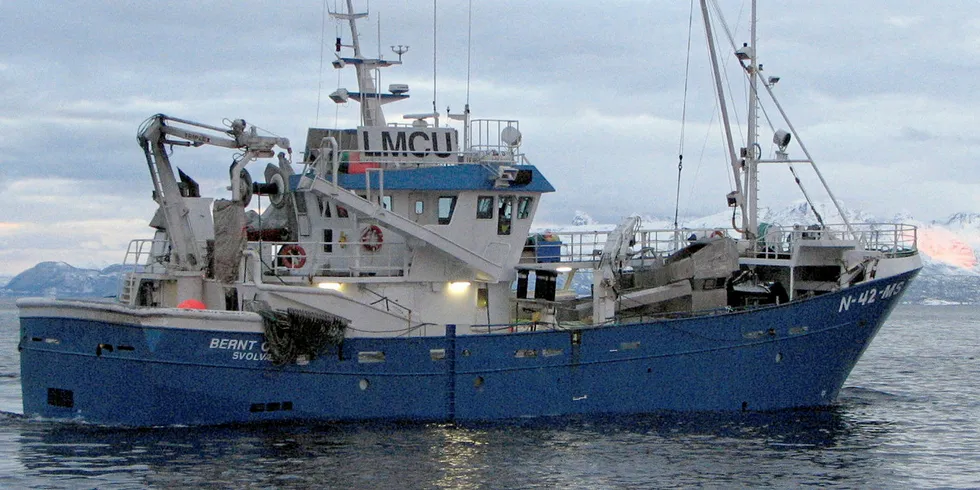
[178,299,206,310]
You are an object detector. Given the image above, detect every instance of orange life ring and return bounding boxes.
[710,230,725,239]
[361,225,384,252]
[279,244,307,268]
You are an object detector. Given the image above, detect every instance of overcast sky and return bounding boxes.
[1,1,979,275]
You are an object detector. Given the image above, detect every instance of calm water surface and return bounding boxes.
[1,300,978,489]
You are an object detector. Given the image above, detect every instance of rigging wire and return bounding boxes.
[674,0,696,231]
[709,0,747,149]
[709,0,828,227]
[432,0,438,118]
[333,1,342,129]
[315,0,329,126]
[754,89,826,226]
[465,0,472,106]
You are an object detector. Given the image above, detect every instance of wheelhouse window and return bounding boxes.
[382,195,392,211]
[517,196,534,219]
[497,196,513,235]
[415,200,424,215]
[476,196,494,219]
[317,196,331,217]
[438,196,458,225]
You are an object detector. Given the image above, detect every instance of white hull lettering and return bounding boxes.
[209,337,270,362]
[838,280,906,313]
[232,351,272,361]
[209,338,258,351]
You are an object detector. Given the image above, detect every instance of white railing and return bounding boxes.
[747,222,918,259]
[247,239,410,278]
[520,228,722,265]
[470,119,520,153]
[521,223,918,266]
[116,238,171,303]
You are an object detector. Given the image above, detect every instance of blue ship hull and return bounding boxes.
[18,270,917,427]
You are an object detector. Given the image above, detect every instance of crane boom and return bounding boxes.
[137,114,290,271]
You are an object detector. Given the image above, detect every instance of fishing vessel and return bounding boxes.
[18,1,920,426]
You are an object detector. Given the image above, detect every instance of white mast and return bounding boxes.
[334,0,386,126]
[745,0,759,241]
[707,0,855,240]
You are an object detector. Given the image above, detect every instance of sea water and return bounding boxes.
[1,299,978,489]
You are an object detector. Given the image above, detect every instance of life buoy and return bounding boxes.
[361,225,384,252]
[710,230,725,239]
[279,244,307,268]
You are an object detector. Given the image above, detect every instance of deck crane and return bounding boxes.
[137,114,291,273]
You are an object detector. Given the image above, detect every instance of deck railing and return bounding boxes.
[116,238,171,303]
[521,222,918,266]
[246,239,410,278]
[747,222,918,259]
[520,228,721,265]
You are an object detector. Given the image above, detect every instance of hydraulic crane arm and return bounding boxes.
[137,114,290,271]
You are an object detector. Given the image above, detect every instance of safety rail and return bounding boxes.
[116,238,170,303]
[748,222,918,259]
[521,222,918,266]
[520,228,722,266]
[247,239,410,278]
[470,119,520,152]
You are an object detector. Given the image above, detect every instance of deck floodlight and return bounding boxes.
[773,129,791,150]
[735,43,753,61]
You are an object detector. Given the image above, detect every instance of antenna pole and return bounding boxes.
[464,0,472,149]
[432,0,438,127]
[466,0,472,107]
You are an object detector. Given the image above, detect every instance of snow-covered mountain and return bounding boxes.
[1,262,124,298]
[684,200,879,230]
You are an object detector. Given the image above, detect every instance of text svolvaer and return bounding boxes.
[208,338,271,361]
